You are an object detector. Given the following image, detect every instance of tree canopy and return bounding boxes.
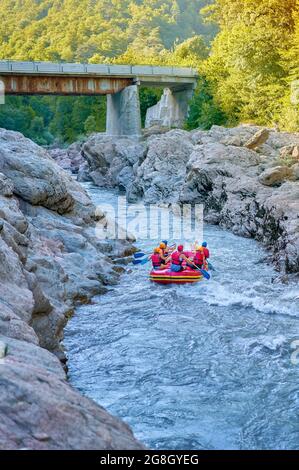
[0,0,299,143]
[0,0,215,62]
[200,0,299,130]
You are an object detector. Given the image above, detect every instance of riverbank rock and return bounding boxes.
[83,125,299,274]
[0,335,143,450]
[0,130,74,213]
[0,128,142,449]
[48,142,85,174]
[258,166,295,187]
[244,128,270,150]
[82,134,147,190]
[127,129,193,203]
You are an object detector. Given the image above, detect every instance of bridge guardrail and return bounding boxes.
[0,60,198,78]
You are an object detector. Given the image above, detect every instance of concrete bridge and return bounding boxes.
[0,60,198,137]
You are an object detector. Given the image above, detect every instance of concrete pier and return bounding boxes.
[145,88,194,129]
[106,85,142,138]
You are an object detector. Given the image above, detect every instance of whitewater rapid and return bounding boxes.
[64,184,299,450]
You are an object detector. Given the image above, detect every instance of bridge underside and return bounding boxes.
[0,75,133,95]
[0,62,198,137]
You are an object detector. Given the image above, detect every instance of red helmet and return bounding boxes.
[178,245,184,252]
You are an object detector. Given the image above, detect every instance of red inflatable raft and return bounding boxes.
[149,251,204,285]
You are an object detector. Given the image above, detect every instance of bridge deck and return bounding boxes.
[0,61,198,95]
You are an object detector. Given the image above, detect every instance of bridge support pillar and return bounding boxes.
[106,85,142,138]
[145,87,193,129]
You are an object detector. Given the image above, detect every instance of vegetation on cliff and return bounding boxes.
[0,0,299,143]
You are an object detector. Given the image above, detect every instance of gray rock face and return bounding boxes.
[49,142,85,174]
[258,166,295,187]
[127,129,193,203]
[0,129,142,450]
[0,130,74,213]
[82,134,146,190]
[83,125,299,274]
[0,335,142,450]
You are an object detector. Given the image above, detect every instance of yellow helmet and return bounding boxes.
[154,247,160,254]
[159,242,166,249]
[195,245,202,251]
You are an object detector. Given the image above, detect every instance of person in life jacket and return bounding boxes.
[161,240,175,256]
[150,247,165,270]
[170,245,193,272]
[192,245,205,269]
[202,241,210,260]
[159,242,169,265]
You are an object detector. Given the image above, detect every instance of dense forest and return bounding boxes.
[0,0,298,144]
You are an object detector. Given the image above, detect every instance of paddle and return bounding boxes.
[133,252,148,259]
[189,262,210,280]
[207,261,215,271]
[186,258,211,280]
[198,268,210,280]
[132,258,149,266]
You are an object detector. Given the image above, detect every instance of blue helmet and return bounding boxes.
[202,241,208,248]
[162,240,168,246]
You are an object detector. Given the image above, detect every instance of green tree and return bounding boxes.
[186,77,227,129]
[84,115,98,135]
[202,0,299,128]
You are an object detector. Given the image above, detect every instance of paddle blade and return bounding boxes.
[133,252,147,259]
[132,257,149,265]
[200,269,211,280]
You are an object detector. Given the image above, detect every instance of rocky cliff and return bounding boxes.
[81,125,299,275]
[0,129,143,450]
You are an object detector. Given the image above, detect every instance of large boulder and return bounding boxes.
[127,129,193,203]
[82,134,146,190]
[49,142,85,174]
[279,144,299,166]
[0,129,74,213]
[0,335,143,450]
[258,166,294,187]
[244,128,270,150]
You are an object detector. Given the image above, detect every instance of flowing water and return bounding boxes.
[64,184,299,450]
